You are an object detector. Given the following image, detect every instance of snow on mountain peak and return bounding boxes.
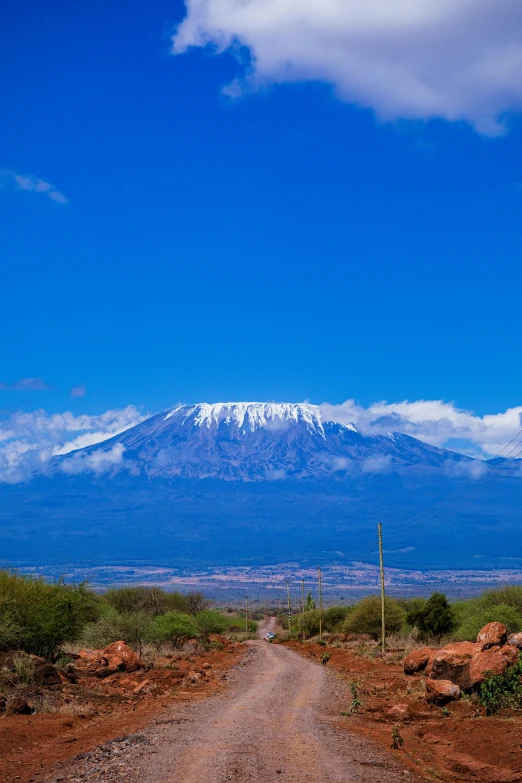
[164,402,333,435]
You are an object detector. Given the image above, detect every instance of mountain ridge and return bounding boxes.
[55,402,476,482]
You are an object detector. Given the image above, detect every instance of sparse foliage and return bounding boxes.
[343,595,405,639]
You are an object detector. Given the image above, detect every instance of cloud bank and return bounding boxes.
[1,398,521,484]
[320,399,522,459]
[0,406,146,484]
[172,0,522,134]
[0,378,51,392]
[1,170,68,204]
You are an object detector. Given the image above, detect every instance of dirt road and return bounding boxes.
[53,639,418,783]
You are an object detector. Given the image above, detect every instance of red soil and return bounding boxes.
[285,641,522,783]
[0,642,245,783]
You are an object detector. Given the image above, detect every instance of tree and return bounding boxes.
[406,592,455,639]
[185,591,212,615]
[343,596,405,639]
[305,592,316,611]
[103,586,188,616]
[149,612,198,648]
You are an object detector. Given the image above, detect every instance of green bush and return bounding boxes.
[343,596,405,639]
[478,654,522,715]
[479,586,522,615]
[148,612,198,647]
[103,587,189,616]
[195,610,228,640]
[324,606,351,632]
[406,592,455,638]
[453,602,522,642]
[80,608,153,654]
[225,615,258,634]
[0,570,100,660]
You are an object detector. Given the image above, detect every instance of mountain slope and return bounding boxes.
[2,402,522,570]
[56,402,474,481]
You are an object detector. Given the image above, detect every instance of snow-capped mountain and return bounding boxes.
[57,402,473,481]
[3,402,522,571]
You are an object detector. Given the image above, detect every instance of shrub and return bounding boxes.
[300,609,321,638]
[225,615,258,634]
[304,592,316,611]
[80,608,153,654]
[453,602,522,642]
[343,596,405,639]
[323,606,351,632]
[195,610,228,640]
[148,612,198,647]
[0,570,100,659]
[479,586,522,615]
[103,587,188,616]
[478,654,522,715]
[406,592,455,638]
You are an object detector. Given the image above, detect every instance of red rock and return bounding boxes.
[32,660,61,686]
[6,697,32,715]
[387,703,411,720]
[103,642,142,673]
[499,644,521,666]
[507,632,522,650]
[404,647,434,675]
[426,679,461,705]
[429,642,480,687]
[132,678,150,694]
[467,645,520,689]
[477,622,507,649]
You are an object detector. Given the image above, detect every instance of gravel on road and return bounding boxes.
[48,640,419,783]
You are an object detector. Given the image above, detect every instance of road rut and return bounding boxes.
[132,641,416,783]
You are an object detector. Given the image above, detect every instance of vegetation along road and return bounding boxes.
[54,636,418,783]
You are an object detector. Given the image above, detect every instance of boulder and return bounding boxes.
[103,642,142,673]
[386,703,411,720]
[425,679,461,705]
[404,647,434,675]
[507,632,522,650]
[467,645,520,689]
[429,642,480,688]
[32,659,61,687]
[6,697,32,716]
[477,622,507,649]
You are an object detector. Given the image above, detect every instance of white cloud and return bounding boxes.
[0,170,68,204]
[320,399,522,459]
[60,443,126,476]
[172,0,522,134]
[361,454,392,474]
[0,406,146,484]
[0,378,51,391]
[70,384,87,398]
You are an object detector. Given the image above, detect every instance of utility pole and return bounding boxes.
[378,522,386,653]
[301,578,305,643]
[245,595,249,640]
[318,566,323,643]
[286,580,292,635]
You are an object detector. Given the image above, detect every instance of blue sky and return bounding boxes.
[2,0,522,424]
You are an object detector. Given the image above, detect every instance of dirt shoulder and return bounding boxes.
[285,639,522,783]
[42,639,422,783]
[0,641,245,783]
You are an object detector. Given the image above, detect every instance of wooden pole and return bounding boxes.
[378,522,385,653]
[301,578,305,643]
[286,580,292,635]
[245,595,249,640]
[318,566,323,643]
